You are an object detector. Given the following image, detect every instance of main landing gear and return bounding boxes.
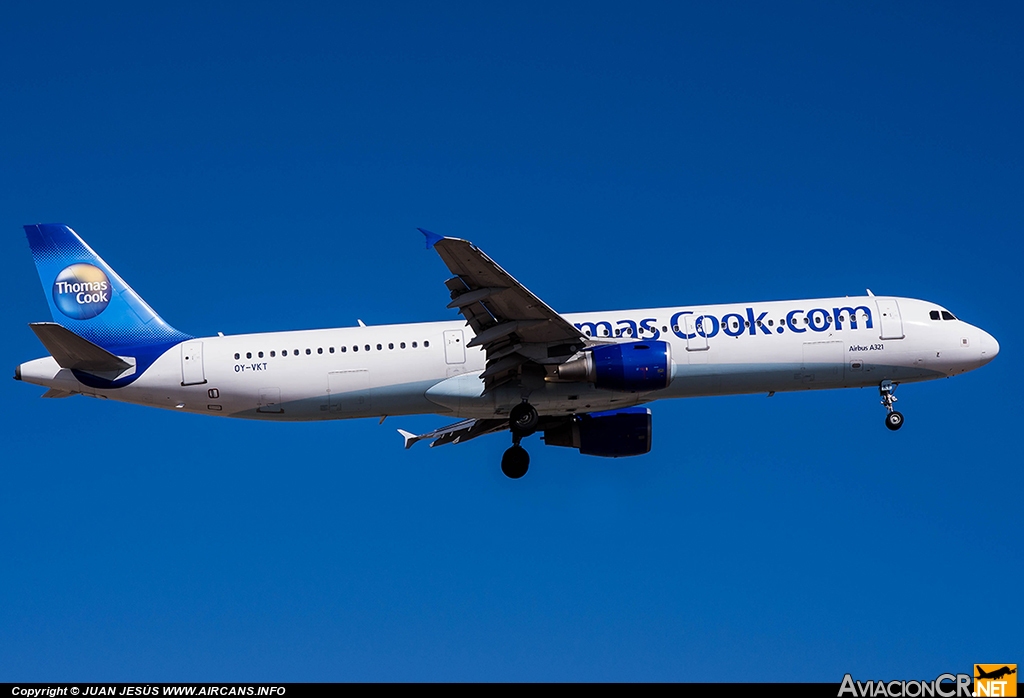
[501,402,539,479]
[880,380,904,431]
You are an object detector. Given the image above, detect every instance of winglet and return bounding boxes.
[397,429,420,449]
[418,228,444,249]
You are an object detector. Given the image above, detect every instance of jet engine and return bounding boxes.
[543,407,652,457]
[554,341,672,392]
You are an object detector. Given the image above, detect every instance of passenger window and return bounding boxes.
[929,310,940,320]
[353,346,358,352]
[305,348,311,355]
[246,352,252,359]
[614,329,621,337]
[317,347,323,354]
[941,311,956,320]
[424,340,430,347]
[270,351,276,357]
[768,320,774,326]
[412,342,418,348]
[234,353,240,360]
[365,345,370,351]
[294,350,299,356]
[389,343,394,349]
[329,347,335,353]
[341,346,347,353]
[400,342,406,348]
[672,325,679,332]
[258,351,264,358]
[662,326,667,333]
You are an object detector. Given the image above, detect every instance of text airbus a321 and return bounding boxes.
[16,225,999,478]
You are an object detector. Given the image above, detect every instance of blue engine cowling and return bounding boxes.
[554,341,672,392]
[593,341,672,391]
[543,407,652,457]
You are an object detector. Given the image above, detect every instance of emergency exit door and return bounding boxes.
[444,330,466,364]
[180,341,206,386]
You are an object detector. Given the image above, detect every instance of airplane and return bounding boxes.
[976,666,1017,681]
[15,224,999,479]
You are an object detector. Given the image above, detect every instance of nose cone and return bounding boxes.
[979,330,999,365]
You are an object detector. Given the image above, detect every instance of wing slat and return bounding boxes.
[422,230,586,393]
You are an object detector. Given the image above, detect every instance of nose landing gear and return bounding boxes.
[880,380,904,431]
[502,402,539,479]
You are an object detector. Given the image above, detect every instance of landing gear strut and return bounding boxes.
[880,380,904,431]
[502,402,539,479]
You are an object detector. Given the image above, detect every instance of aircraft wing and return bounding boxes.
[421,229,587,391]
[398,418,509,449]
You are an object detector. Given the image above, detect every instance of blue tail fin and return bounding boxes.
[24,224,191,352]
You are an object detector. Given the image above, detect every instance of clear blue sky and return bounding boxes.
[1,1,1020,681]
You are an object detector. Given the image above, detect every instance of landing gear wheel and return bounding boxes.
[501,445,530,479]
[509,402,539,436]
[885,411,904,431]
[879,381,904,432]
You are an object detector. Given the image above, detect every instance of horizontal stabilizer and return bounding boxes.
[397,429,421,449]
[41,387,76,398]
[29,322,132,373]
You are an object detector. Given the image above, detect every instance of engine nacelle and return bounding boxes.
[555,341,672,392]
[543,407,652,457]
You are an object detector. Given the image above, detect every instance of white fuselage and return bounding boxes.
[17,296,999,421]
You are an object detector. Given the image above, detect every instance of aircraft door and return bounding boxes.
[444,330,466,364]
[328,369,371,413]
[801,341,845,384]
[257,388,283,413]
[686,314,709,350]
[678,313,709,364]
[180,341,206,385]
[875,299,905,340]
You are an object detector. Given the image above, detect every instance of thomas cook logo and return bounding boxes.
[975,665,1017,697]
[52,263,111,320]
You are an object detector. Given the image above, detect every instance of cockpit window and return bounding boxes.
[929,310,940,320]
[941,311,956,321]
